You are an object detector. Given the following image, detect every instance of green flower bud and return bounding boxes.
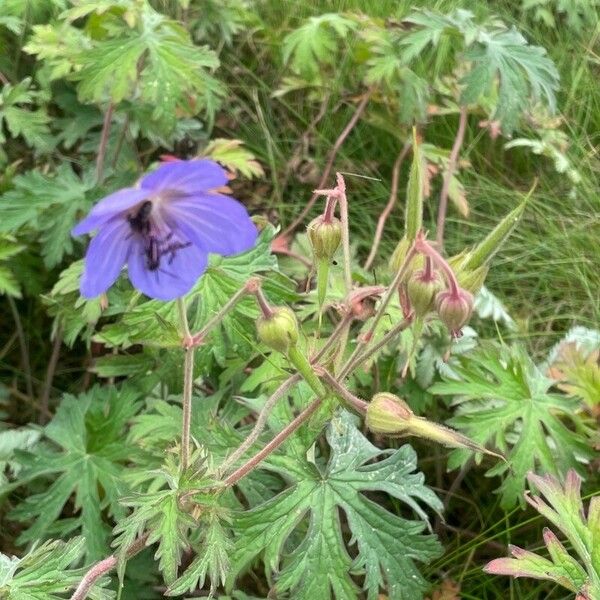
[256,306,299,353]
[366,393,413,435]
[366,392,505,461]
[406,268,444,316]
[307,215,342,261]
[435,288,474,336]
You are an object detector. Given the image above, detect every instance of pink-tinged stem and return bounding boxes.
[177,299,194,472]
[223,397,323,487]
[281,89,373,238]
[70,536,147,600]
[252,284,274,319]
[436,105,468,249]
[364,142,411,271]
[414,235,460,296]
[316,367,368,413]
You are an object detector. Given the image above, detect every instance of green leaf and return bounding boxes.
[229,411,442,600]
[0,537,113,600]
[0,78,52,151]
[167,512,233,596]
[10,386,141,560]
[203,138,264,179]
[461,27,559,133]
[485,470,600,597]
[282,13,357,79]
[75,5,223,123]
[0,165,94,268]
[429,343,594,509]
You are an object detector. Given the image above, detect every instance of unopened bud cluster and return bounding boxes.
[400,250,474,336]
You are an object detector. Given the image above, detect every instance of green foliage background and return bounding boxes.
[0,0,599,599]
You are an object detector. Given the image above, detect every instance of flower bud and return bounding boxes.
[406,268,444,316]
[435,288,474,336]
[307,215,342,261]
[390,236,423,275]
[366,392,506,461]
[366,393,413,435]
[256,306,299,353]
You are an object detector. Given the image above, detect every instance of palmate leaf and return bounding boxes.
[229,411,442,600]
[0,78,52,152]
[282,13,357,79]
[10,386,142,560]
[461,27,559,134]
[429,343,595,509]
[401,9,559,134]
[485,470,600,598]
[75,4,223,122]
[0,165,94,268]
[0,537,113,600]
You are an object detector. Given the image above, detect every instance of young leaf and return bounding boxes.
[485,470,600,598]
[0,78,52,152]
[0,537,113,599]
[75,4,223,122]
[229,411,442,600]
[0,165,94,268]
[202,138,264,179]
[10,386,141,560]
[167,511,233,596]
[429,343,595,509]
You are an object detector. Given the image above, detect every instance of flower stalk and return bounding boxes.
[177,298,194,472]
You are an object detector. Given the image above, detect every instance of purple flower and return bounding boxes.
[72,159,257,301]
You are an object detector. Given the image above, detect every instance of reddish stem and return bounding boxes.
[252,285,274,319]
[70,536,147,600]
[436,105,468,249]
[364,142,411,271]
[415,236,460,296]
[223,397,323,487]
[281,89,373,238]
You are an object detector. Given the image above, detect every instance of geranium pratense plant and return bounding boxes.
[72,159,257,301]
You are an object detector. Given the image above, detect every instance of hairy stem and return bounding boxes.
[436,105,468,248]
[219,374,301,475]
[223,397,323,488]
[177,299,194,472]
[281,89,373,238]
[287,346,327,397]
[415,235,460,296]
[364,142,411,270]
[70,536,147,600]
[96,102,114,184]
[188,280,254,347]
[340,243,417,376]
[339,316,413,379]
[316,367,368,413]
[7,295,33,400]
